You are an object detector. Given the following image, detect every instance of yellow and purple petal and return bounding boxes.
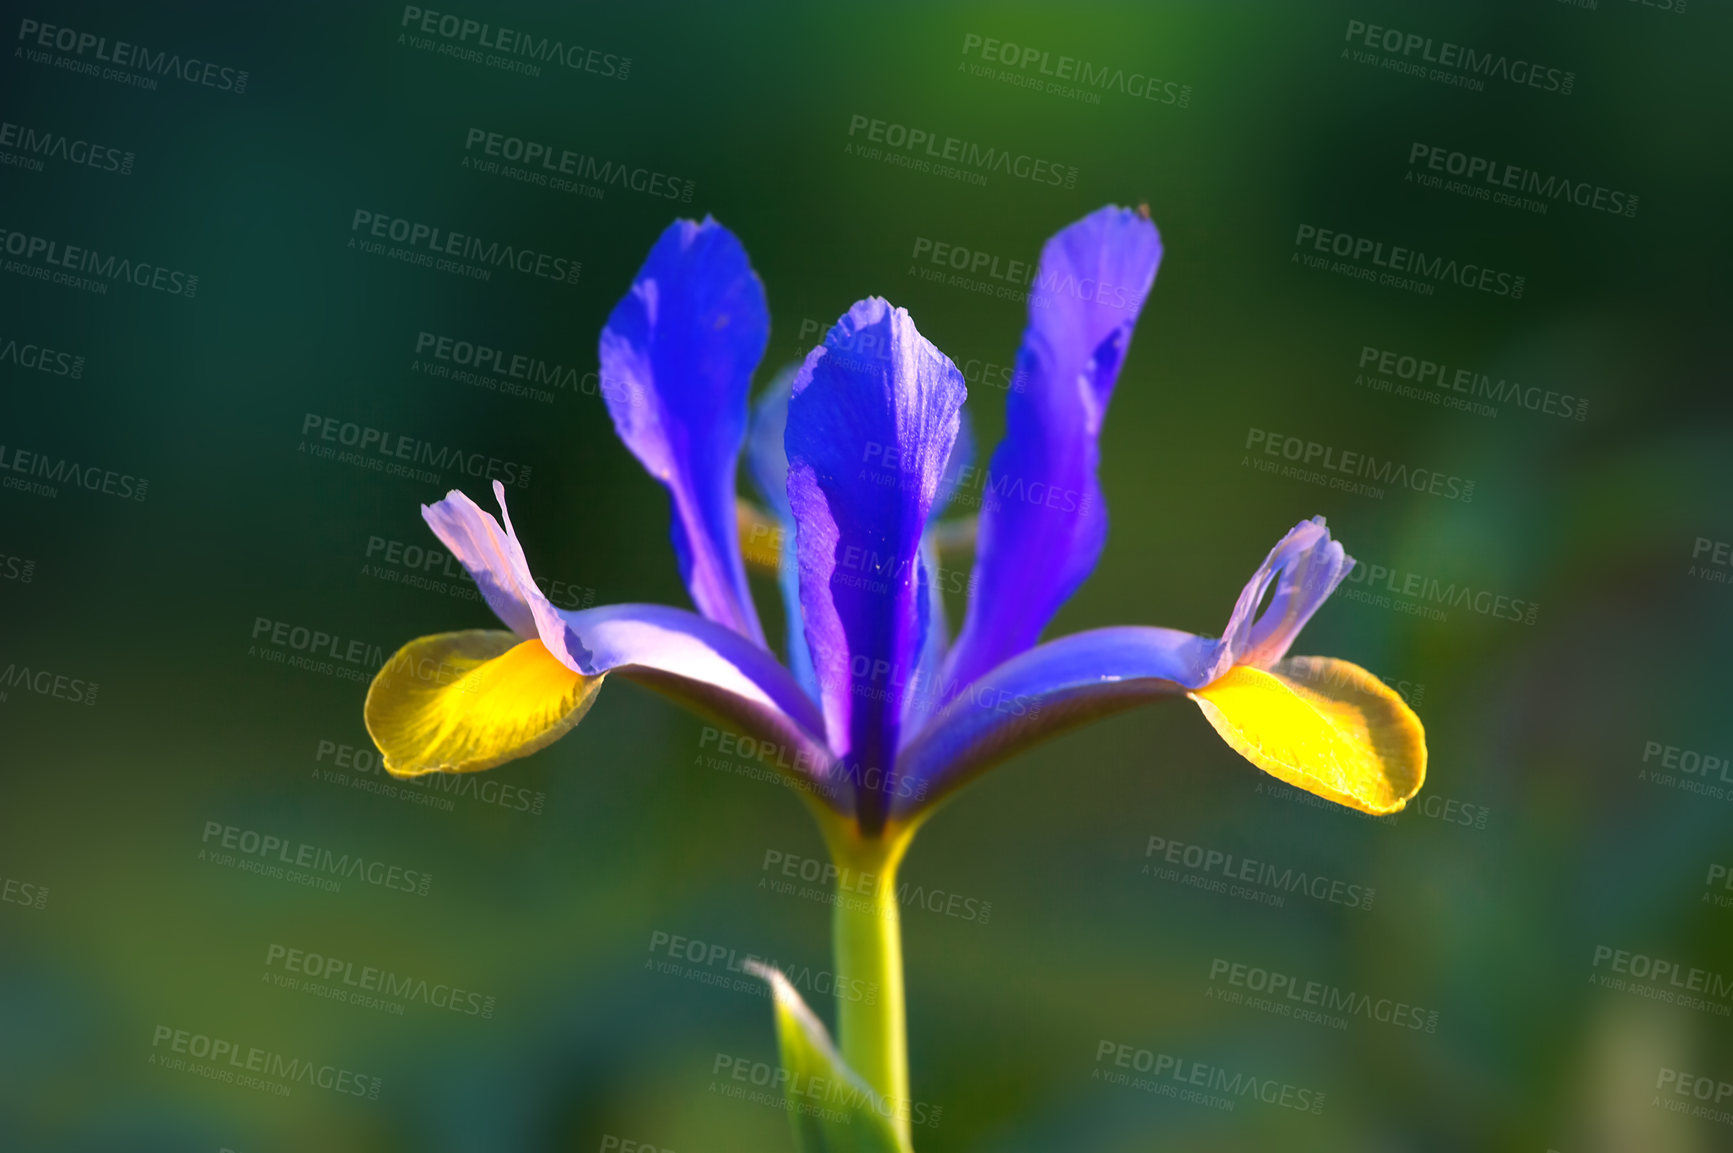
[1189,656,1425,815]
[894,519,1423,819]
[420,481,591,672]
[370,485,834,792]
[365,630,601,776]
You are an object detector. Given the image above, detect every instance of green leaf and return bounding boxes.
[747,962,911,1153]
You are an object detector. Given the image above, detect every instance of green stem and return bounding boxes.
[823,821,916,1146]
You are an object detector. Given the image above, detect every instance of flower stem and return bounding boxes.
[823,822,915,1146]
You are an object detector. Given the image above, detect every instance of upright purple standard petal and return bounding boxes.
[599,217,769,645]
[943,206,1163,698]
[785,299,966,831]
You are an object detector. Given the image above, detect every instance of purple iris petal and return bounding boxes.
[934,409,975,516]
[902,533,949,735]
[558,602,835,793]
[1205,516,1354,680]
[943,206,1163,699]
[420,482,591,672]
[746,369,819,700]
[785,298,966,831]
[746,366,797,522]
[893,626,1210,818]
[599,216,769,645]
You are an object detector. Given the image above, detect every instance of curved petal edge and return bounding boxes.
[1189,656,1426,815]
[365,630,603,778]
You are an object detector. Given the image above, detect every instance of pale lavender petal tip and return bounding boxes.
[1209,516,1354,679]
[417,485,590,673]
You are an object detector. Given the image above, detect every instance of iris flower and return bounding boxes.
[365,207,1425,1150]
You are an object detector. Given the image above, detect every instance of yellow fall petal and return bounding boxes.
[364,630,602,778]
[1188,656,1426,815]
[737,498,786,573]
[738,496,978,575]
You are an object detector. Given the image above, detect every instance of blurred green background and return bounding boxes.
[3,1,1731,1150]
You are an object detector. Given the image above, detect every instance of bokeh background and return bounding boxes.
[3,1,1731,1150]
